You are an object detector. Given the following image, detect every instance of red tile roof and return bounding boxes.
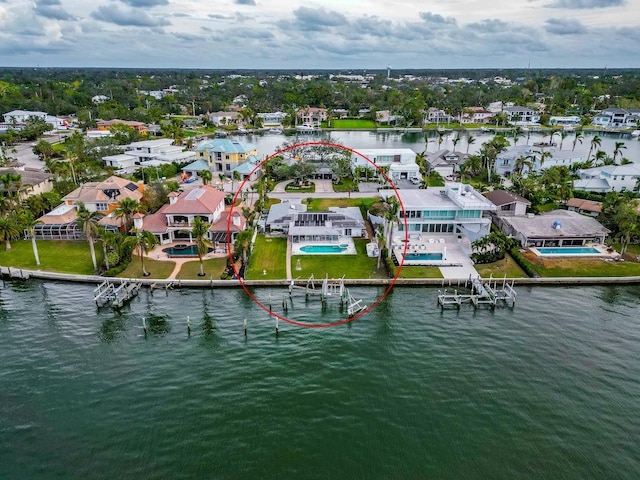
[163,185,225,215]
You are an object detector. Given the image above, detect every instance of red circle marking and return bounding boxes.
[226,141,408,328]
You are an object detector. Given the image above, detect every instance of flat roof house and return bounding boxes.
[574,165,640,193]
[380,183,496,242]
[351,148,420,182]
[494,210,610,247]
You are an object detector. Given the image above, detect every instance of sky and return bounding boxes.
[0,0,638,69]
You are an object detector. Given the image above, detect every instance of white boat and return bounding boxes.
[631,130,640,137]
[267,128,283,134]
[296,125,319,132]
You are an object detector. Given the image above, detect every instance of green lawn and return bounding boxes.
[176,257,229,279]
[305,197,378,211]
[291,239,387,280]
[474,254,528,278]
[117,256,176,279]
[390,264,443,279]
[245,236,287,280]
[0,240,104,275]
[332,178,358,193]
[520,251,640,277]
[328,119,377,129]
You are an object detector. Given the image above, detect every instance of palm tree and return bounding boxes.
[232,170,242,193]
[559,130,570,150]
[218,173,226,190]
[25,218,43,266]
[538,150,553,171]
[383,197,400,257]
[0,171,21,206]
[99,228,119,270]
[466,134,476,154]
[594,150,608,166]
[0,216,20,251]
[512,126,525,146]
[127,229,159,277]
[452,135,461,152]
[200,169,212,186]
[588,135,601,161]
[191,217,211,276]
[513,155,533,176]
[114,198,140,233]
[76,203,101,270]
[612,141,626,164]
[613,200,639,255]
[572,129,584,151]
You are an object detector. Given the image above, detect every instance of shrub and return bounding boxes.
[509,247,540,278]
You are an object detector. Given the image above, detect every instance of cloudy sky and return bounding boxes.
[0,0,638,69]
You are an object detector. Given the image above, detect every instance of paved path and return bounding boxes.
[285,239,292,280]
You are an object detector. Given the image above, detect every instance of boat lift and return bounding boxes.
[437,274,517,310]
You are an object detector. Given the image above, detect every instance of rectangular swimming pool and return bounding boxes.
[299,244,349,254]
[404,252,444,261]
[535,247,601,255]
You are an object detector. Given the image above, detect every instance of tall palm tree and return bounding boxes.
[200,169,212,186]
[452,135,461,152]
[512,126,524,146]
[232,170,242,193]
[99,228,119,270]
[559,130,570,150]
[383,197,400,257]
[191,217,211,277]
[0,216,20,251]
[612,141,626,164]
[572,129,584,151]
[538,150,553,171]
[513,155,533,176]
[466,134,476,154]
[0,171,22,206]
[25,217,42,266]
[77,203,101,270]
[127,229,159,277]
[588,135,601,161]
[114,198,140,233]
[218,173,226,190]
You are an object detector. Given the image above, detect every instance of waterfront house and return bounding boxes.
[458,107,492,125]
[207,111,240,126]
[495,145,586,177]
[502,106,540,125]
[62,176,143,214]
[350,148,420,181]
[574,165,640,193]
[484,190,531,217]
[256,112,288,127]
[265,200,365,242]
[139,185,245,250]
[195,139,259,177]
[297,107,327,127]
[493,210,610,247]
[380,183,496,242]
[592,108,640,128]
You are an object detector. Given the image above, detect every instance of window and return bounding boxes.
[225,155,230,160]
[96,203,108,211]
[225,164,231,171]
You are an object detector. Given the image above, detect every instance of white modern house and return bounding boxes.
[350,148,420,181]
[495,145,586,176]
[381,183,496,242]
[503,106,540,125]
[102,139,195,174]
[574,165,640,193]
[592,108,640,128]
[257,112,288,127]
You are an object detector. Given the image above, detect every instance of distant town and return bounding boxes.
[0,68,639,283]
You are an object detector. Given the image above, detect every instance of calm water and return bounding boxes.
[1,280,639,479]
[241,130,640,164]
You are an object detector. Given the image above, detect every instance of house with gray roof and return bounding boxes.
[426,149,467,179]
[574,165,640,193]
[265,200,365,242]
[484,190,531,217]
[495,145,586,177]
[494,210,610,248]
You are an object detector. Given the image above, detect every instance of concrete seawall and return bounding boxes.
[2,266,640,288]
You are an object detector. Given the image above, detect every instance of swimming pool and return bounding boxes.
[299,244,349,254]
[535,247,601,255]
[404,252,444,261]
[163,244,213,257]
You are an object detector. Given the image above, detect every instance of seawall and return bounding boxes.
[2,266,640,288]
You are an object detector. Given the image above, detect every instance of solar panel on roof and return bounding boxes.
[125,182,139,191]
[185,189,205,200]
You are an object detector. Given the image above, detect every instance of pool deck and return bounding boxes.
[149,242,230,279]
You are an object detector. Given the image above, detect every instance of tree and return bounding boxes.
[32,140,55,161]
[200,169,212,186]
[612,200,639,255]
[232,170,242,193]
[77,202,101,270]
[452,135,461,152]
[572,129,584,151]
[0,216,20,251]
[559,130,570,150]
[0,171,22,205]
[114,198,140,233]
[465,135,476,154]
[330,155,352,183]
[537,150,553,170]
[126,229,158,276]
[612,141,626,164]
[513,155,533,176]
[511,127,525,146]
[587,135,601,161]
[24,215,42,266]
[192,217,211,276]
[383,196,399,257]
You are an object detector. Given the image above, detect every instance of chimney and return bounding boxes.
[168,191,179,205]
[132,213,144,230]
[232,212,241,227]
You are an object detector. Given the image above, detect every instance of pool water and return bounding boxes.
[536,247,601,255]
[405,252,444,261]
[163,245,213,256]
[299,244,349,254]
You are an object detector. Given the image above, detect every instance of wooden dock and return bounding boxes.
[437,275,516,310]
[94,279,142,308]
